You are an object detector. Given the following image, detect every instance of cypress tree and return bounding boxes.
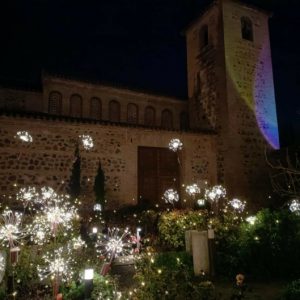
[68,144,81,201]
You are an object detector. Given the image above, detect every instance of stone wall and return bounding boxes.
[0,114,217,209]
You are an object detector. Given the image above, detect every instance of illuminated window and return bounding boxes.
[48,91,62,115]
[90,97,102,120]
[144,106,156,126]
[161,109,173,129]
[127,103,138,124]
[199,25,209,49]
[70,94,82,117]
[109,100,120,122]
[241,16,253,41]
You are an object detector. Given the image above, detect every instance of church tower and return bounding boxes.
[185,0,280,205]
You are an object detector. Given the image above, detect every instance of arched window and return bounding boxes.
[109,100,120,122]
[127,103,138,124]
[241,16,253,41]
[90,97,102,120]
[48,91,62,115]
[199,25,209,49]
[180,111,189,130]
[144,106,156,126]
[161,109,173,129]
[70,94,82,118]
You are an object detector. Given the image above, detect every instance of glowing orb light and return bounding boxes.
[197,199,205,207]
[15,131,33,143]
[96,227,132,262]
[186,184,200,196]
[0,209,26,248]
[289,199,300,215]
[168,138,183,152]
[229,198,246,212]
[93,204,102,212]
[80,135,94,150]
[163,189,179,204]
[205,185,226,202]
[246,216,257,225]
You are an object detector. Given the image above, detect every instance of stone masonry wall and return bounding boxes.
[0,114,217,209]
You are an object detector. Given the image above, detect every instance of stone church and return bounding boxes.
[0,0,279,209]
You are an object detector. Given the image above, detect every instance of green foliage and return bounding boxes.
[61,281,85,300]
[158,210,208,249]
[134,251,216,300]
[91,273,118,300]
[281,279,300,300]
[94,162,105,208]
[68,144,81,201]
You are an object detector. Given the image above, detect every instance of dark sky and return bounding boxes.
[0,0,299,146]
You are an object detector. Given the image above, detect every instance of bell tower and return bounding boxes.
[185,0,280,205]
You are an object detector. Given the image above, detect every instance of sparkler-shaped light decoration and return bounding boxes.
[163,189,179,205]
[16,186,38,207]
[28,215,52,245]
[168,138,183,152]
[41,186,57,202]
[79,135,94,150]
[15,131,33,143]
[96,227,132,262]
[205,185,226,202]
[229,198,246,212]
[246,216,257,225]
[185,184,200,196]
[0,209,26,248]
[289,199,300,215]
[37,247,75,282]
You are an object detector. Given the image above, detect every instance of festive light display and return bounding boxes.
[79,135,94,150]
[197,199,205,207]
[70,236,86,250]
[205,185,226,202]
[185,184,200,196]
[289,199,300,215]
[40,186,57,202]
[0,209,26,248]
[15,131,33,143]
[246,216,257,225]
[93,203,102,212]
[163,189,179,205]
[96,227,132,262]
[37,247,75,282]
[229,198,246,212]
[168,138,183,152]
[16,187,38,207]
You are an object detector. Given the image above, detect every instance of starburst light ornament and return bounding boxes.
[96,227,132,262]
[40,186,57,202]
[16,186,38,207]
[289,199,300,215]
[205,185,226,202]
[0,209,27,248]
[80,135,94,150]
[37,247,75,282]
[15,131,33,143]
[229,198,246,212]
[186,184,200,196]
[168,138,183,152]
[163,189,179,205]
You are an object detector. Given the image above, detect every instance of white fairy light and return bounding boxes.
[185,184,200,196]
[15,131,33,143]
[96,227,132,262]
[80,135,94,150]
[168,138,183,152]
[163,189,179,204]
[37,247,75,282]
[0,209,26,248]
[289,199,300,215]
[197,199,205,207]
[40,186,57,202]
[229,198,246,212]
[246,216,257,225]
[70,236,86,250]
[205,185,226,202]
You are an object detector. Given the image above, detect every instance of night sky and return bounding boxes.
[1,0,299,146]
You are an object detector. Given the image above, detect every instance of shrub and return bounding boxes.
[281,279,300,300]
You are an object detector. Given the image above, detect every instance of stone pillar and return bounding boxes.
[191,231,210,275]
[185,230,198,254]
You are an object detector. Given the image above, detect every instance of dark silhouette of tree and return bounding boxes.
[68,144,81,201]
[94,161,105,208]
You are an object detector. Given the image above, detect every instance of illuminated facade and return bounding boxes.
[0,0,279,208]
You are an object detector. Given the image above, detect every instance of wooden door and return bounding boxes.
[138,147,180,207]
